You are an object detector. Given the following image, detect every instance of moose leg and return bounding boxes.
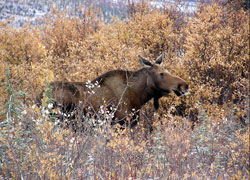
[130,111,140,128]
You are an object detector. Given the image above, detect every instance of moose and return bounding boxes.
[37,54,189,128]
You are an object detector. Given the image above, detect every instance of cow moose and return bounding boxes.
[37,54,189,128]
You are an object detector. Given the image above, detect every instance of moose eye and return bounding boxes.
[159,72,164,78]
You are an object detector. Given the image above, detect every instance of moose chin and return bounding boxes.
[37,54,189,128]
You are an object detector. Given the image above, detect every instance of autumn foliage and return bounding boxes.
[0,0,249,179]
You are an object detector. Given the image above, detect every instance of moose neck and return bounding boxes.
[129,68,160,109]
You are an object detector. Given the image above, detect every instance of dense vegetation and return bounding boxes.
[0,0,249,179]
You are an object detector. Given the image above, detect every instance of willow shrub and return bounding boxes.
[0,1,248,124]
[0,1,249,178]
[183,2,249,123]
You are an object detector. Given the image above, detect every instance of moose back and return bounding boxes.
[37,54,189,127]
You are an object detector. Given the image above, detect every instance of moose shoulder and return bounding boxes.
[37,54,189,127]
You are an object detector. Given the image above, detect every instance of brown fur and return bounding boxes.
[37,54,189,127]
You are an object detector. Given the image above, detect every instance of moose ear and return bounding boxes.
[138,55,153,68]
[155,53,164,65]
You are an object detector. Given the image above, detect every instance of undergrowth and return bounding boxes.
[0,0,249,179]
